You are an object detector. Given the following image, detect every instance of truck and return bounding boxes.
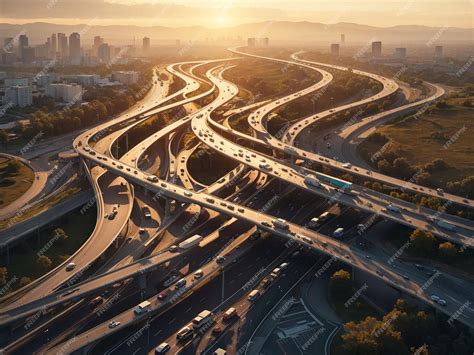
[134,301,151,315]
[272,218,289,230]
[436,220,457,232]
[192,310,214,329]
[314,172,352,191]
[179,235,203,250]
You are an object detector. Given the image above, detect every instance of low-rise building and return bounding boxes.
[45,83,82,103]
[1,86,33,107]
[112,71,139,85]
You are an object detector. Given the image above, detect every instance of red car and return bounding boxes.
[157,290,169,300]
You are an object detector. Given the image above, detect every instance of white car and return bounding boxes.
[437,299,447,306]
[66,262,76,271]
[342,163,352,168]
[109,321,121,328]
[430,295,440,302]
[155,343,170,353]
[194,269,204,279]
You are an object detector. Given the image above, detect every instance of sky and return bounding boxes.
[0,0,472,28]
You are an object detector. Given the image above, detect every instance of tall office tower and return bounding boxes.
[69,32,81,62]
[331,43,340,55]
[394,47,407,60]
[142,37,150,53]
[247,38,256,47]
[18,34,28,48]
[341,34,345,44]
[21,47,35,63]
[51,33,57,56]
[3,37,14,52]
[57,33,68,56]
[261,37,269,46]
[372,41,382,57]
[94,36,104,54]
[434,45,443,58]
[98,43,111,63]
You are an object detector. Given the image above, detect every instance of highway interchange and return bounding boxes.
[0,47,473,354]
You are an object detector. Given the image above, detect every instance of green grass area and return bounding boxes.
[0,179,87,230]
[0,207,96,292]
[359,98,474,184]
[0,156,34,209]
[329,291,379,323]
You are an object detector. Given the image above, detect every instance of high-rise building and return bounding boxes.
[21,47,35,63]
[112,71,140,85]
[94,36,104,55]
[98,43,111,63]
[51,34,57,56]
[434,45,443,58]
[331,43,340,55]
[69,32,81,62]
[247,38,256,47]
[372,41,382,57]
[57,33,68,56]
[35,44,49,59]
[261,37,269,47]
[142,37,150,53]
[18,34,28,49]
[3,37,14,52]
[394,47,407,60]
[341,34,345,44]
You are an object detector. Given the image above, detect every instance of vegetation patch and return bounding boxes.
[0,156,34,209]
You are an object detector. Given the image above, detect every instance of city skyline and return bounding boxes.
[0,0,472,28]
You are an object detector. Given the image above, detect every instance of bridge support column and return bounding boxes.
[138,274,147,291]
[125,133,129,153]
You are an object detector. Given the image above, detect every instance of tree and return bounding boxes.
[53,228,68,241]
[0,267,7,286]
[19,277,32,287]
[5,160,22,175]
[438,242,457,259]
[409,229,437,255]
[36,255,52,270]
[330,269,352,299]
[0,130,9,147]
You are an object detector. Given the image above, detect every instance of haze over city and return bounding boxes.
[0,1,472,355]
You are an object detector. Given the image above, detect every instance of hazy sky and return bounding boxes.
[0,0,472,28]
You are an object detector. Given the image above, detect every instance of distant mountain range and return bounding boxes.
[0,21,471,46]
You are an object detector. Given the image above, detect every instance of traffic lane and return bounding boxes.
[106,236,289,355]
[192,254,309,355]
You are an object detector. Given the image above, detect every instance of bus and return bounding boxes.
[134,301,151,315]
[192,310,214,329]
[314,172,352,191]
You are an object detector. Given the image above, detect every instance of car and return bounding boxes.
[430,295,440,302]
[194,269,204,279]
[139,228,146,234]
[157,290,169,300]
[66,262,76,271]
[261,221,272,228]
[279,262,289,270]
[402,275,410,280]
[437,299,447,306]
[108,213,116,220]
[212,325,223,334]
[261,277,273,289]
[175,279,187,289]
[184,191,193,197]
[342,163,352,168]
[414,263,424,269]
[169,245,179,252]
[436,188,444,194]
[365,255,371,259]
[109,321,121,328]
[155,342,171,353]
[216,256,225,264]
